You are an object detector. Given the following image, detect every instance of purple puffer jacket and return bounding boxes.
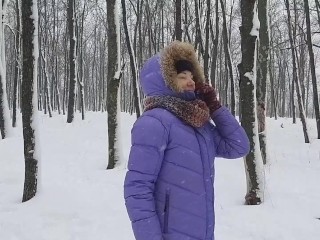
[124,55,250,240]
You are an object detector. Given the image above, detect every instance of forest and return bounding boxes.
[0,0,319,206]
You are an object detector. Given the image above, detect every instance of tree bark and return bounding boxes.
[0,1,11,139]
[256,0,269,164]
[106,0,122,169]
[304,0,320,139]
[67,0,77,123]
[239,0,264,205]
[203,0,210,78]
[285,0,309,143]
[21,0,39,202]
[121,0,141,118]
[220,0,235,115]
[175,0,182,41]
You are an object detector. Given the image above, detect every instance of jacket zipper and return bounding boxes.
[164,189,170,233]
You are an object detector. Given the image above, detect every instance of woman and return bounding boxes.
[124,41,249,240]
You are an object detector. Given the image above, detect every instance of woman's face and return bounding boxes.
[175,70,195,92]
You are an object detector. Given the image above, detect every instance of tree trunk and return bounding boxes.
[121,0,141,118]
[106,0,122,169]
[285,0,309,143]
[21,0,39,202]
[203,0,210,78]
[256,0,269,164]
[220,0,235,116]
[0,1,11,139]
[67,0,77,123]
[175,0,182,41]
[304,0,320,139]
[210,0,219,87]
[12,0,21,128]
[239,0,264,205]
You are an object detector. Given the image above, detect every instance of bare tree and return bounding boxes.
[67,0,77,123]
[12,0,21,128]
[284,0,309,143]
[257,0,269,164]
[106,0,122,169]
[304,0,320,139]
[175,0,182,41]
[220,0,235,115]
[21,0,40,202]
[0,0,11,139]
[238,0,264,205]
[121,0,141,118]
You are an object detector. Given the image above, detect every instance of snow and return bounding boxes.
[1,111,320,239]
[250,1,260,37]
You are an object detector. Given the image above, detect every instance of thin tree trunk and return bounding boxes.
[304,0,320,139]
[175,0,182,41]
[285,0,309,143]
[257,0,269,164]
[67,0,77,123]
[220,0,235,115]
[12,0,21,128]
[121,0,141,118]
[0,1,11,139]
[203,0,210,78]
[210,0,219,87]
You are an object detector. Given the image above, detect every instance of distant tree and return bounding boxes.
[303,0,320,139]
[0,0,11,138]
[220,0,235,116]
[238,0,264,205]
[121,0,141,118]
[12,0,21,128]
[174,0,182,41]
[21,0,40,202]
[67,0,77,123]
[284,0,309,143]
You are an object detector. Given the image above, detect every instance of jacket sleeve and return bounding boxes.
[210,106,250,159]
[124,115,167,240]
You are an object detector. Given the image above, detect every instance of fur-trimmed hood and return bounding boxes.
[161,41,205,92]
[140,41,205,97]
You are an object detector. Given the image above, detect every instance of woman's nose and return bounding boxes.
[187,78,195,86]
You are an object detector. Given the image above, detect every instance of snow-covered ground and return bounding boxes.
[0,112,320,240]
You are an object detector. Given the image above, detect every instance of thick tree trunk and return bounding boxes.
[304,0,320,139]
[239,0,264,205]
[21,0,39,202]
[106,0,122,169]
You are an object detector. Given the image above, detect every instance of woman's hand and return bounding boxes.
[195,83,221,114]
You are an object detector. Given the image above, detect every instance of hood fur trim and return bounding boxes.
[160,41,205,92]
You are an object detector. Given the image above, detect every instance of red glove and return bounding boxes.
[195,83,221,114]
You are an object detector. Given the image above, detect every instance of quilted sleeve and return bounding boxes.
[210,106,250,159]
[124,115,168,240]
